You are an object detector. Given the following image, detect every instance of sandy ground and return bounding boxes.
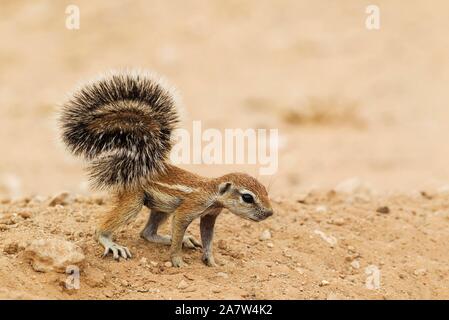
[1,189,448,299]
[1,1,449,299]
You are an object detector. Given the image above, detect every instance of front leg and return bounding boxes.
[141,210,201,248]
[200,209,220,267]
[170,212,195,267]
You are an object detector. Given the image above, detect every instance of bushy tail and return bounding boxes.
[59,70,179,189]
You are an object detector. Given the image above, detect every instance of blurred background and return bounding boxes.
[1,0,449,198]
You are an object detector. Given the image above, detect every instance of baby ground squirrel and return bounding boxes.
[59,70,273,267]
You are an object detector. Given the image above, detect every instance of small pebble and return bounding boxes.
[3,242,19,254]
[267,242,274,248]
[376,206,390,214]
[295,268,305,275]
[164,261,172,268]
[319,280,330,286]
[139,257,148,266]
[314,230,337,247]
[18,211,32,219]
[282,249,292,257]
[329,218,345,226]
[259,229,272,241]
[1,198,11,204]
[48,192,71,207]
[413,268,427,276]
[350,260,360,269]
[315,205,328,213]
[217,272,229,279]
[217,240,227,250]
[121,280,129,287]
[177,280,189,289]
[103,289,114,298]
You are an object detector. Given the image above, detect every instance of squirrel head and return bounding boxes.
[216,173,273,222]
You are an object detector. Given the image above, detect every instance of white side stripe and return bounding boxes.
[154,182,197,193]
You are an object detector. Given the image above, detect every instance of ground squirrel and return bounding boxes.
[59,70,273,267]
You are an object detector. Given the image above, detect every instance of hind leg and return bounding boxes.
[140,210,201,249]
[140,210,171,245]
[96,189,144,260]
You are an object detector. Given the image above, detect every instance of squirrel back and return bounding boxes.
[59,70,180,189]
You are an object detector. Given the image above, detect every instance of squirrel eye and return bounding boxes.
[241,193,254,204]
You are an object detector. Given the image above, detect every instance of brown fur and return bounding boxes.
[61,70,273,266]
[97,164,273,267]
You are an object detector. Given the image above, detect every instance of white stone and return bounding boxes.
[139,257,148,266]
[259,229,272,241]
[315,205,328,213]
[320,280,330,286]
[177,280,189,289]
[24,239,85,273]
[217,272,229,279]
[413,268,427,276]
[314,230,337,247]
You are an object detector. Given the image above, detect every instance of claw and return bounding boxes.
[189,236,202,248]
[112,247,119,260]
[183,235,202,249]
[183,239,195,249]
[117,247,127,259]
[124,247,132,258]
[98,234,131,260]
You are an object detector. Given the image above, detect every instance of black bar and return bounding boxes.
[0,300,446,319]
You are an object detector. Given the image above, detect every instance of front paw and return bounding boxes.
[171,255,185,267]
[202,254,217,267]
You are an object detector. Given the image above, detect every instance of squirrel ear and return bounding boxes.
[218,182,232,195]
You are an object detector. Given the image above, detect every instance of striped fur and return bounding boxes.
[59,70,180,189]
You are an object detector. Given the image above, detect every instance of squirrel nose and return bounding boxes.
[265,209,273,217]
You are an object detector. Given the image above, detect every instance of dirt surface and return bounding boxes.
[1,1,449,299]
[1,189,448,299]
